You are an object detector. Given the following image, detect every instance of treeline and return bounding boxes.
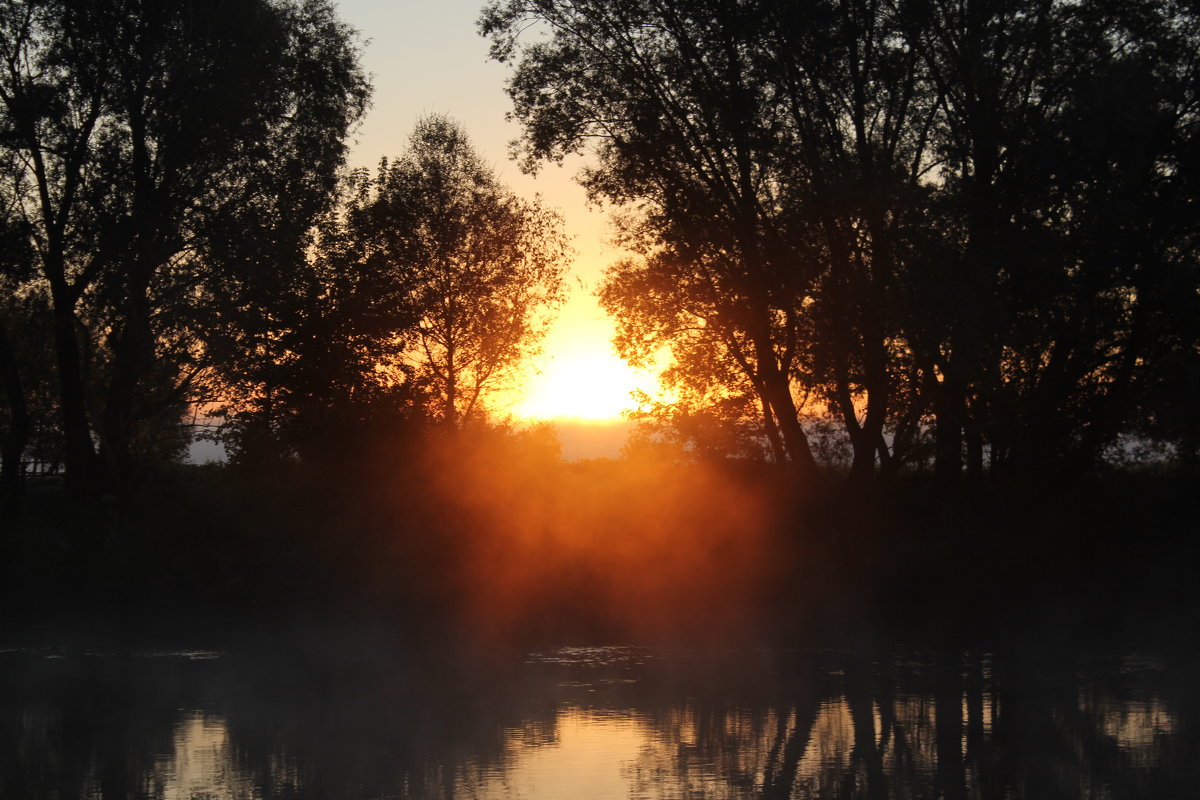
[484,0,1200,489]
[0,1,566,506]
[2,0,1198,514]
[0,0,367,502]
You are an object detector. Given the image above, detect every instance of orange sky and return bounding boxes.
[336,1,660,436]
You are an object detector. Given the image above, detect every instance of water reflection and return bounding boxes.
[0,644,1194,798]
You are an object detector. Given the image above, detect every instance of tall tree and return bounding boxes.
[214,117,568,459]
[367,116,568,428]
[764,0,941,484]
[902,0,1200,481]
[485,0,942,485]
[208,175,425,466]
[0,0,369,498]
[486,0,1200,487]
[0,211,40,503]
[483,0,826,482]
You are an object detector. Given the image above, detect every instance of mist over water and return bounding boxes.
[2,642,1194,799]
[7,429,1197,800]
[4,0,1199,797]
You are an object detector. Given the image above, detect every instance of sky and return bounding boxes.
[335,0,657,456]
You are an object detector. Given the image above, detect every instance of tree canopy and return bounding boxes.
[482,0,1200,487]
[369,116,568,428]
[215,116,568,464]
[0,0,370,498]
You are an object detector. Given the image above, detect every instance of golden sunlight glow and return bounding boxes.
[479,710,652,799]
[515,348,642,421]
[339,1,661,427]
[513,292,650,422]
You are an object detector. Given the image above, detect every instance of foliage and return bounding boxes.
[214,116,568,461]
[483,0,1200,486]
[0,260,59,502]
[367,116,568,427]
[208,178,426,467]
[0,0,370,498]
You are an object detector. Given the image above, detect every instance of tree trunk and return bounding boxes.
[100,100,159,496]
[0,321,30,503]
[756,346,820,486]
[854,169,896,490]
[100,304,151,496]
[100,284,152,496]
[848,427,876,486]
[934,375,963,483]
[445,338,458,428]
[851,333,890,488]
[50,299,99,501]
[965,424,984,481]
[759,393,788,464]
[833,353,875,485]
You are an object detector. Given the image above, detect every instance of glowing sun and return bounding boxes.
[514,343,645,422]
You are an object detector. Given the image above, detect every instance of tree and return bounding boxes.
[486,0,1200,488]
[900,0,1200,481]
[0,0,369,499]
[483,0,829,483]
[763,0,943,484]
[208,178,425,467]
[484,0,939,486]
[365,116,568,428]
[0,212,50,504]
[213,116,568,462]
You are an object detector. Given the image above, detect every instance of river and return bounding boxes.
[1,640,1193,798]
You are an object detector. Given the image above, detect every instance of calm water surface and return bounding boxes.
[1,642,1195,798]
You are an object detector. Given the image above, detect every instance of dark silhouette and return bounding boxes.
[0,0,369,501]
[210,116,567,464]
[368,116,567,429]
[482,0,1200,489]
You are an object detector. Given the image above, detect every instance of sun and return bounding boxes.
[509,283,658,423]
[514,343,645,421]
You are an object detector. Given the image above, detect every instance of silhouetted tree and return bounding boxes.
[900,0,1200,481]
[361,116,568,428]
[208,176,426,468]
[484,0,957,487]
[763,0,941,485]
[0,0,369,499]
[485,0,1200,487]
[0,215,40,503]
[484,0,833,482]
[213,117,567,462]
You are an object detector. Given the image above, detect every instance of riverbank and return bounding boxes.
[1,458,1196,653]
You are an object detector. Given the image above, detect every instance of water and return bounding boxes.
[1,642,1194,798]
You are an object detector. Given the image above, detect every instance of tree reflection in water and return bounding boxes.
[0,644,1194,798]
